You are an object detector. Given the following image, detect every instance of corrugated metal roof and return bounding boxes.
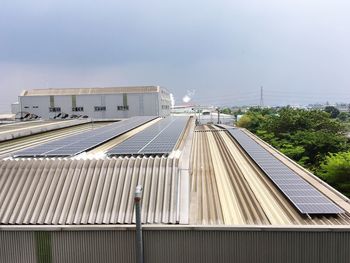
[0,122,110,159]
[22,86,161,96]
[190,125,350,225]
[0,119,91,142]
[0,157,180,225]
[1,119,350,227]
[0,120,57,134]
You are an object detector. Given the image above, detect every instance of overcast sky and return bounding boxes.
[1,0,350,113]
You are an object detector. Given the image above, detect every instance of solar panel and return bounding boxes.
[226,128,344,215]
[107,116,189,156]
[13,116,157,157]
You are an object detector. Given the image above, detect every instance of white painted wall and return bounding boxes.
[17,90,171,119]
[11,102,19,114]
[19,96,50,118]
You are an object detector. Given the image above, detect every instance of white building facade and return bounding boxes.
[14,86,171,119]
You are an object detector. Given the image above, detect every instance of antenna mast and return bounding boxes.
[260,86,264,107]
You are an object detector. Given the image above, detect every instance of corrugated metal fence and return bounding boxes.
[1,227,350,263]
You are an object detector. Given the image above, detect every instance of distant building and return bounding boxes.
[12,86,171,119]
[10,102,19,114]
[335,103,350,113]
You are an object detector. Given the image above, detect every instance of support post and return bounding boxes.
[135,185,143,263]
[217,107,220,124]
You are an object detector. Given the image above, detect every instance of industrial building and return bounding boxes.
[11,86,171,119]
[0,116,349,262]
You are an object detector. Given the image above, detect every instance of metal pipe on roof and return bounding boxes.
[135,185,143,263]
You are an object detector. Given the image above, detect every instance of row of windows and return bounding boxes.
[25,105,137,112]
[24,106,39,109]
[47,106,130,112]
[49,107,61,112]
[162,105,170,110]
[72,107,84,112]
[117,106,129,111]
[94,106,106,111]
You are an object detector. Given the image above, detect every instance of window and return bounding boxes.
[117,105,129,111]
[94,106,106,111]
[72,107,84,112]
[33,106,39,109]
[49,107,61,112]
[24,106,29,109]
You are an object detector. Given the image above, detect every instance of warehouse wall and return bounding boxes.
[18,92,165,119]
[1,228,350,263]
[19,96,50,118]
[159,88,171,116]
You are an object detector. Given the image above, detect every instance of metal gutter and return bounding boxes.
[1,224,350,232]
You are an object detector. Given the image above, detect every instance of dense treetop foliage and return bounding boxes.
[319,152,350,197]
[237,107,350,197]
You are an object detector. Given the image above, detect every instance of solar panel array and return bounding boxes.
[107,116,189,156]
[13,116,157,157]
[227,128,344,215]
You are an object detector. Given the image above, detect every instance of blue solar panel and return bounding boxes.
[107,116,189,156]
[13,116,157,157]
[226,128,344,215]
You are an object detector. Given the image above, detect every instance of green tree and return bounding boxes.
[237,111,268,132]
[239,107,349,168]
[237,115,252,128]
[337,112,349,122]
[233,109,243,117]
[324,106,340,118]
[319,152,350,197]
[220,107,232,115]
[263,108,344,135]
[289,130,348,169]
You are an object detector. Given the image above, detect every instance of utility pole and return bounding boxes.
[260,86,264,107]
[135,185,143,263]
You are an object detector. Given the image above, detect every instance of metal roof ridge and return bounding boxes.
[1,224,350,231]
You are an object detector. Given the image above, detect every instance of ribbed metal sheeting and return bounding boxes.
[0,157,179,225]
[1,229,350,263]
[144,229,350,263]
[24,86,159,96]
[190,126,350,225]
[0,119,90,142]
[0,122,109,159]
[0,231,36,263]
[0,120,55,133]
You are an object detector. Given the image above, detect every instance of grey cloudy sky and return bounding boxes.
[1,0,350,112]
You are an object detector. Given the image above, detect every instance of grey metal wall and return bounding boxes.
[1,228,350,263]
[0,231,36,262]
